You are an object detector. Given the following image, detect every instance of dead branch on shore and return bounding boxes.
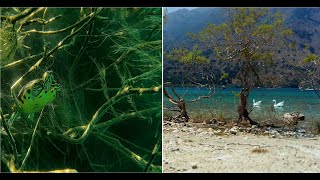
[163,82,189,121]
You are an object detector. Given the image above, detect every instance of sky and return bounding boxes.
[166,7,198,13]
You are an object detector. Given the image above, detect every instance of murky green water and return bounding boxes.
[1,8,162,172]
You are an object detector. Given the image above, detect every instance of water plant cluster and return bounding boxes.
[1,8,162,172]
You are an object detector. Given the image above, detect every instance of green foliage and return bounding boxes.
[194,8,292,64]
[165,45,209,65]
[220,72,229,80]
[0,21,25,65]
[281,28,293,36]
[253,24,274,34]
[303,53,318,63]
[252,52,275,63]
[289,41,297,49]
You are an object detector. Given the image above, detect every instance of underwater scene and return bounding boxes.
[0,8,162,172]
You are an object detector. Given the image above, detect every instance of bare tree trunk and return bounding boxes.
[176,98,189,120]
[163,82,189,121]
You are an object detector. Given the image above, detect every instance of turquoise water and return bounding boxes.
[164,87,320,126]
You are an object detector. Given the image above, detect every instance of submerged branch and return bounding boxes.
[19,108,44,171]
[20,15,62,27]
[104,131,161,157]
[94,133,160,172]
[52,94,129,144]
[21,11,95,35]
[0,108,18,162]
[73,40,161,92]
[10,8,103,93]
[95,106,161,130]
[0,8,37,24]
[144,136,161,172]
[127,85,161,95]
[17,7,46,32]
[1,53,44,71]
[47,84,159,144]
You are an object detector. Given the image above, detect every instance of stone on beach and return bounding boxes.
[283,112,305,125]
[229,126,239,135]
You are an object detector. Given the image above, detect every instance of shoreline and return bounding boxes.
[163,118,320,173]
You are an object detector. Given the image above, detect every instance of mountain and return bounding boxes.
[164,8,223,46]
[164,8,320,87]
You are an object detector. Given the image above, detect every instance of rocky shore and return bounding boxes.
[163,118,320,173]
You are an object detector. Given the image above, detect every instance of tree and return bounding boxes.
[298,46,320,98]
[189,8,293,125]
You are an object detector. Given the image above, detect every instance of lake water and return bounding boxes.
[164,87,320,127]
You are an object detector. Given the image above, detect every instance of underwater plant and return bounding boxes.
[1,7,162,172]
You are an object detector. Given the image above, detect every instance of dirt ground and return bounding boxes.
[163,122,320,173]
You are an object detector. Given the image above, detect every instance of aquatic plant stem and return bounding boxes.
[68,22,95,124]
[28,15,62,26]
[51,92,131,144]
[10,8,103,101]
[2,9,101,70]
[144,136,161,172]
[73,40,161,92]
[17,7,46,32]
[0,8,37,24]
[94,133,160,171]
[0,108,18,162]
[21,9,98,35]
[52,106,160,140]
[1,53,44,71]
[47,86,160,144]
[19,108,44,171]
[104,131,161,157]
[2,7,162,172]
[118,85,162,95]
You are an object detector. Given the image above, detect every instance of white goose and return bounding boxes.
[272,99,284,107]
[253,99,261,107]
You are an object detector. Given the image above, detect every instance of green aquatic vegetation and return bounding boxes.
[0,22,20,65]
[16,71,61,115]
[1,7,162,172]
